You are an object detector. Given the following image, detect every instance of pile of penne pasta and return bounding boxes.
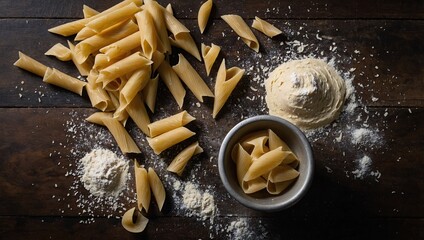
[13,0,287,233]
[232,129,300,195]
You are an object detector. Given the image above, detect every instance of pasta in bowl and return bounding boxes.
[218,115,314,212]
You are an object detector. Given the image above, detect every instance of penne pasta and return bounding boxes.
[126,92,151,136]
[268,165,299,183]
[267,179,295,195]
[14,51,48,77]
[86,112,113,126]
[172,54,214,102]
[212,59,245,118]
[151,51,165,73]
[45,43,72,61]
[197,0,213,34]
[147,167,166,211]
[145,0,172,53]
[74,20,138,64]
[68,41,93,76]
[268,129,291,151]
[201,43,220,76]
[221,14,260,52]
[148,110,195,138]
[134,162,151,212]
[231,143,252,187]
[121,207,149,233]
[142,74,159,113]
[242,177,267,194]
[165,3,173,15]
[43,67,87,96]
[102,116,141,153]
[243,147,288,182]
[251,16,282,38]
[99,31,141,61]
[97,51,152,88]
[169,33,201,61]
[167,141,203,176]
[244,135,269,159]
[146,127,195,155]
[135,10,160,59]
[86,81,114,111]
[86,2,141,33]
[82,5,99,18]
[163,9,190,37]
[157,61,186,108]
[118,67,151,112]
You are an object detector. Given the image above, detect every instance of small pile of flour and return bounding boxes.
[80,148,129,198]
[351,155,372,179]
[226,218,267,240]
[182,182,216,222]
[351,128,380,146]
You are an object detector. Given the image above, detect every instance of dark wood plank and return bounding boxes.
[0,216,421,240]
[0,0,423,19]
[0,107,422,218]
[1,19,423,108]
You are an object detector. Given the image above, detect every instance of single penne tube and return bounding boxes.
[45,43,72,61]
[197,0,213,34]
[99,31,141,60]
[43,67,87,96]
[86,2,141,33]
[74,20,138,64]
[172,54,213,102]
[251,16,282,38]
[126,93,150,136]
[231,143,253,187]
[119,67,151,108]
[201,43,220,76]
[86,81,114,111]
[221,14,260,52]
[97,51,152,88]
[239,130,268,153]
[48,0,142,36]
[14,51,48,77]
[212,59,245,118]
[268,129,291,151]
[146,127,195,155]
[242,177,267,194]
[135,10,160,59]
[163,9,190,37]
[121,207,149,233]
[243,147,288,182]
[134,162,151,212]
[102,116,141,153]
[169,33,201,61]
[147,167,166,211]
[268,165,299,183]
[67,41,93,76]
[104,77,126,92]
[266,179,295,195]
[167,141,203,176]
[85,112,113,126]
[244,136,269,159]
[82,5,99,18]
[148,110,195,137]
[157,61,186,108]
[142,74,159,113]
[145,0,171,53]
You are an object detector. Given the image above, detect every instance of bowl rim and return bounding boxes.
[218,115,314,212]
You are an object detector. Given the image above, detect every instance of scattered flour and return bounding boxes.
[351,128,380,145]
[80,148,129,199]
[226,218,268,240]
[352,155,372,179]
[182,182,216,222]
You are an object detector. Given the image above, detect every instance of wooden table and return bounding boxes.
[0,0,423,239]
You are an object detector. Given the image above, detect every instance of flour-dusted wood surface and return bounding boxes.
[0,0,423,239]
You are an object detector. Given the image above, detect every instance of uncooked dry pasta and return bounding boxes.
[146,127,195,155]
[251,16,282,38]
[86,2,140,33]
[231,129,300,195]
[157,61,186,108]
[134,162,151,212]
[85,112,113,126]
[201,43,220,76]
[147,167,166,211]
[126,92,151,136]
[198,0,213,34]
[121,207,149,233]
[221,14,260,52]
[102,116,141,154]
[135,10,160,59]
[167,141,203,176]
[144,0,172,53]
[82,5,99,18]
[86,80,114,111]
[148,110,195,137]
[99,31,141,60]
[212,59,245,118]
[172,54,214,103]
[142,74,159,113]
[45,43,72,61]
[43,67,87,96]
[14,52,48,77]
[68,41,93,76]
[169,33,201,61]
